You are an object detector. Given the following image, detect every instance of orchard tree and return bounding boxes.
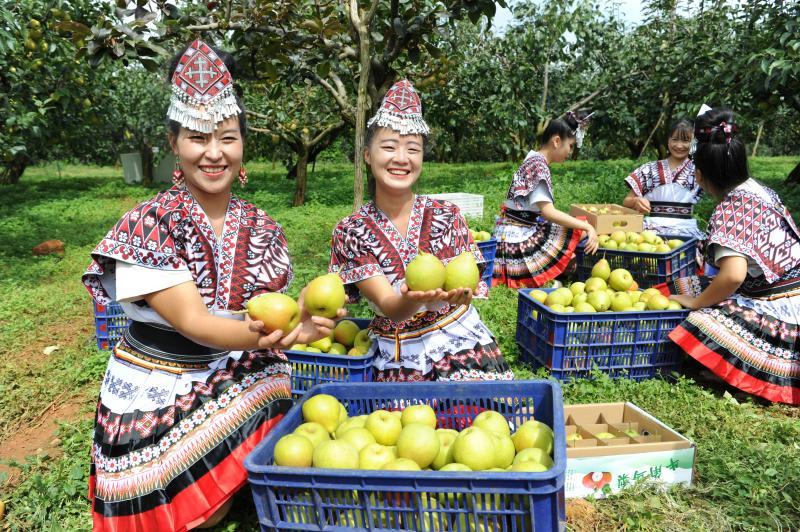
[0,0,108,184]
[83,0,503,208]
[246,81,346,206]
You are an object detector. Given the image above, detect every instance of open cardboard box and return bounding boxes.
[564,402,696,498]
[569,203,643,234]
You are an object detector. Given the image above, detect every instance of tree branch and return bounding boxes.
[310,120,346,145]
[311,72,355,123]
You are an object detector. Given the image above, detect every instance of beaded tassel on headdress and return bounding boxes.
[367,79,430,136]
[166,40,241,133]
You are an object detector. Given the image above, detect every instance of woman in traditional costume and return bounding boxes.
[667,108,800,405]
[328,80,513,382]
[622,119,705,240]
[83,40,340,530]
[492,113,599,288]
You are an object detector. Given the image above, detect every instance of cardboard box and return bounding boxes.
[564,402,695,499]
[569,203,643,234]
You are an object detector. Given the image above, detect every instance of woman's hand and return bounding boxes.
[400,284,449,303]
[630,197,651,214]
[584,224,599,255]
[248,288,348,349]
[441,287,474,307]
[669,294,698,310]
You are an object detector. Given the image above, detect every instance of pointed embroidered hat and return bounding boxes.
[166,40,241,133]
[367,79,430,136]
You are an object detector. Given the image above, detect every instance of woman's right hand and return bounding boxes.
[630,197,651,214]
[583,224,599,255]
[247,319,301,349]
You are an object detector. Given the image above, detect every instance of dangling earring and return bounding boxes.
[172,160,185,186]
[238,166,248,187]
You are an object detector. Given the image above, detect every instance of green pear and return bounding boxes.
[591,259,612,281]
[333,320,361,347]
[353,329,372,349]
[303,273,346,319]
[328,342,348,355]
[405,253,446,291]
[529,289,548,303]
[246,293,300,334]
[443,252,480,291]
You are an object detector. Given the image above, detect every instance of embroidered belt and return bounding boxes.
[119,321,230,369]
[739,276,800,299]
[501,205,541,225]
[649,201,693,219]
[373,305,470,363]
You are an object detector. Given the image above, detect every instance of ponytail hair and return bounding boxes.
[693,108,748,193]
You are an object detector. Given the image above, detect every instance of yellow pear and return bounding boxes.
[443,252,480,291]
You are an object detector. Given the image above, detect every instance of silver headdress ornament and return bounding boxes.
[166,40,241,133]
[367,79,430,136]
[567,111,595,148]
[690,103,713,156]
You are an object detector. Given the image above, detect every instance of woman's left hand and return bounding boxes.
[441,287,474,307]
[670,294,698,310]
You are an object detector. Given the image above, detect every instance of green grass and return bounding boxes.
[1,157,799,530]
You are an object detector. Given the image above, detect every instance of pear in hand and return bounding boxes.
[443,252,480,292]
[304,273,346,319]
[246,293,300,334]
[405,253,446,291]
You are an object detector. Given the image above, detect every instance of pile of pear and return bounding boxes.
[291,319,373,356]
[599,230,685,252]
[273,394,555,475]
[469,229,493,242]
[530,258,683,314]
[405,252,480,292]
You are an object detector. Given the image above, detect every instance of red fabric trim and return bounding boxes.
[91,413,284,532]
[669,325,800,405]
[492,225,583,289]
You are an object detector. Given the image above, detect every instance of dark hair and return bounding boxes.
[364,123,429,199]
[539,112,583,146]
[166,42,247,139]
[693,108,749,194]
[668,119,692,142]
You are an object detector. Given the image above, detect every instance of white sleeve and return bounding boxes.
[529,181,554,204]
[506,181,553,211]
[713,245,763,277]
[115,261,194,303]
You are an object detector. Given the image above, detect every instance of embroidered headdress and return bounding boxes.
[566,111,595,148]
[367,79,430,136]
[166,40,241,133]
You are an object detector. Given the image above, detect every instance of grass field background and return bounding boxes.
[1,157,799,530]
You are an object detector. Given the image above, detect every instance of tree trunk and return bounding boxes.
[350,0,373,212]
[638,92,670,159]
[0,156,28,185]
[140,146,154,186]
[786,162,800,185]
[751,122,764,157]
[293,146,310,206]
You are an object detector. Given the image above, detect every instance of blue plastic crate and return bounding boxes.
[245,380,566,532]
[516,289,688,382]
[574,235,697,287]
[284,318,375,397]
[93,301,131,350]
[477,238,497,285]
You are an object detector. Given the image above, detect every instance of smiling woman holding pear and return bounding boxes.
[82,41,342,531]
[329,80,513,383]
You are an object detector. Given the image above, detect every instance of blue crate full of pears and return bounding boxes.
[244,380,567,531]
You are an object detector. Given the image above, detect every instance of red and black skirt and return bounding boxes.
[666,276,800,405]
[491,207,582,289]
[91,322,292,531]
